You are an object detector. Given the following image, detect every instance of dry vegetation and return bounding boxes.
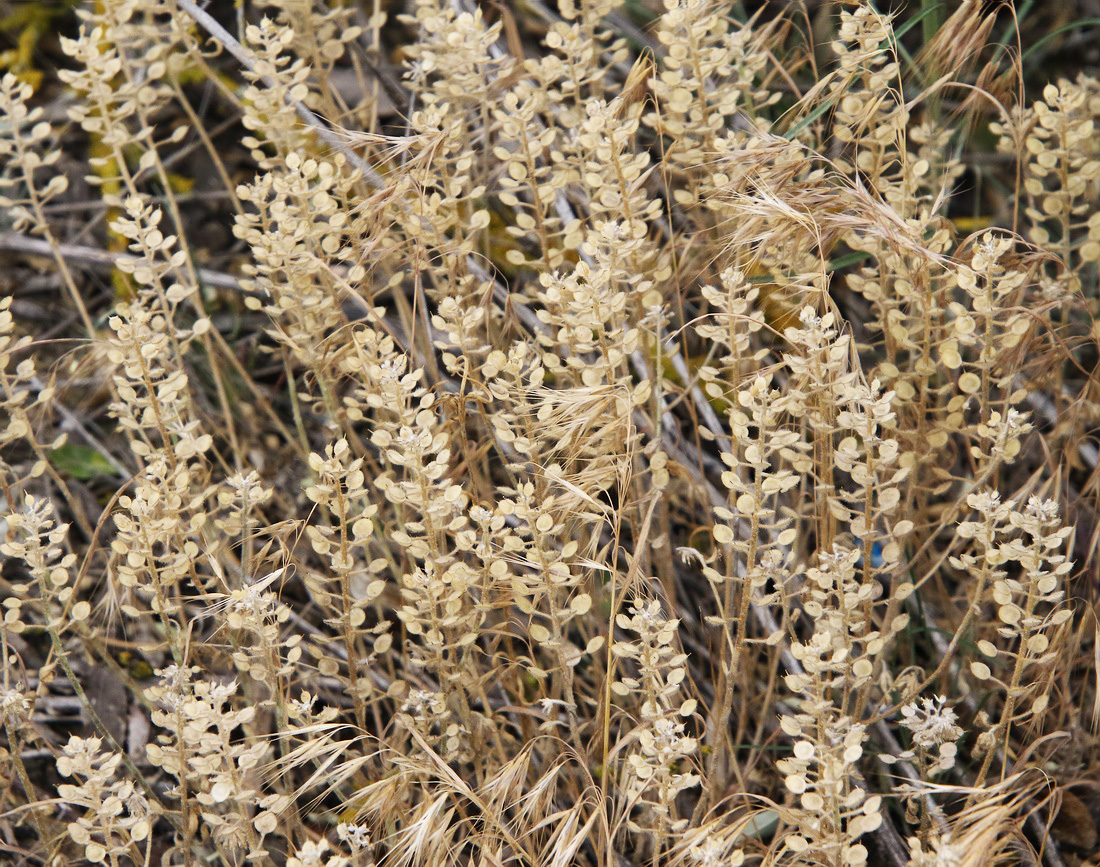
[1,0,1100,864]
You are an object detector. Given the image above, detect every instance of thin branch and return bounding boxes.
[176,0,386,190]
[0,230,248,293]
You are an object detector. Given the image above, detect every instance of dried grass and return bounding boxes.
[0,1,1098,865]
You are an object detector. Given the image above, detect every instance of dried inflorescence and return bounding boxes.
[0,0,1094,864]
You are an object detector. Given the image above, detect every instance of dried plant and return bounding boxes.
[0,1,1097,865]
